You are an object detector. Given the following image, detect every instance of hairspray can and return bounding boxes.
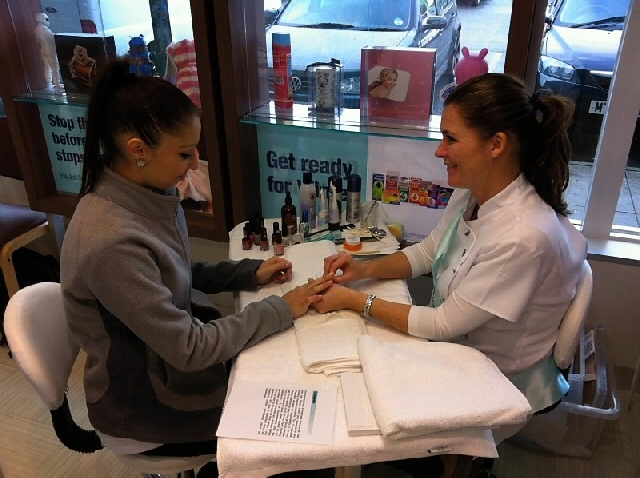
[272,33,293,109]
[346,174,361,223]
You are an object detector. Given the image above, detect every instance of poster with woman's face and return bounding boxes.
[366,66,410,102]
[360,47,436,124]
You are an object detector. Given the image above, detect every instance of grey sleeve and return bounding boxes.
[191,258,263,293]
[84,240,293,372]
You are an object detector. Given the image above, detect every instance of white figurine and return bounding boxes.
[35,13,63,91]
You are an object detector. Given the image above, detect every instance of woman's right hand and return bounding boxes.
[283,273,334,318]
[323,252,364,284]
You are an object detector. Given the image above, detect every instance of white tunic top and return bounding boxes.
[402,174,587,374]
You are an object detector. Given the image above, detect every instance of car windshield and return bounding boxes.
[554,0,630,29]
[277,0,414,31]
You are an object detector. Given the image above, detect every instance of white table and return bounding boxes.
[216,221,502,478]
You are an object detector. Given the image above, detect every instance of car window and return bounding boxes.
[555,0,630,27]
[436,0,452,14]
[278,0,414,30]
[420,0,437,17]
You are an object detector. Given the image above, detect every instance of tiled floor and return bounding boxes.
[567,163,640,229]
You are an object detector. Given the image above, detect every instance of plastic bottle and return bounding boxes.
[327,175,342,226]
[299,171,317,230]
[317,186,327,229]
[346,174,361,223]
[272,33,293,109]
[281,191,297,238]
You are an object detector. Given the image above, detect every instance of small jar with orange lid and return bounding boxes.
[343,234,362,252]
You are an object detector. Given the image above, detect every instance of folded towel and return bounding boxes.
[295,312,367,376]
[357,335,532,439]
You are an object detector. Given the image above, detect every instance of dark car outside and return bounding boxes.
[265,0,461,109]
[537,0,639,164]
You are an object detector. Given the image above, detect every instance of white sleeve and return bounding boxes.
[401,233,437,277]
[407,291,495,340]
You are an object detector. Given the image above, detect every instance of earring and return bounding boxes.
[136,159,146,167]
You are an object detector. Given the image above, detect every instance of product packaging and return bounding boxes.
[372,173,385,201]
[409,177,422,204]
[383,171,400,205]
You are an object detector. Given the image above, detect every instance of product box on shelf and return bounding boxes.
[54,33,117,94]
[360,46,436,128]
[510,325,620,457]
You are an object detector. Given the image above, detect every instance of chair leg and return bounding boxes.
[0,247,20,298]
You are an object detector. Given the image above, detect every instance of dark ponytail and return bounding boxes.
[80,59,199,196]
[445,73,575,216]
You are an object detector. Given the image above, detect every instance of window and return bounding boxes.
[537,0,640,240]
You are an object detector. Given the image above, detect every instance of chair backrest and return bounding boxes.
[4,282,79,410]
[553,260,593,370]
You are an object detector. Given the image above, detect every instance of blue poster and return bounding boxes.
[38,103,88,194]
[257,124,368,219]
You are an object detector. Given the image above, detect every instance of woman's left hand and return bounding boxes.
[255,257,292,285]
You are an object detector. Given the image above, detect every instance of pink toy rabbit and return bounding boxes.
[455,47,489,85]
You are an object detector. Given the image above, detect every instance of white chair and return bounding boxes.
[4,282,216,478]
[552,260,594,371]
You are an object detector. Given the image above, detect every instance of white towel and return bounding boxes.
[357,335,532,439]
[294,311,367,376]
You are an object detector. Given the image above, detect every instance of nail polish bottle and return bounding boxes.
[274,231,285,256]
[242,222,253,250]
[272,221,280,245]
[260,227,269,251]
[253,212,262,246]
